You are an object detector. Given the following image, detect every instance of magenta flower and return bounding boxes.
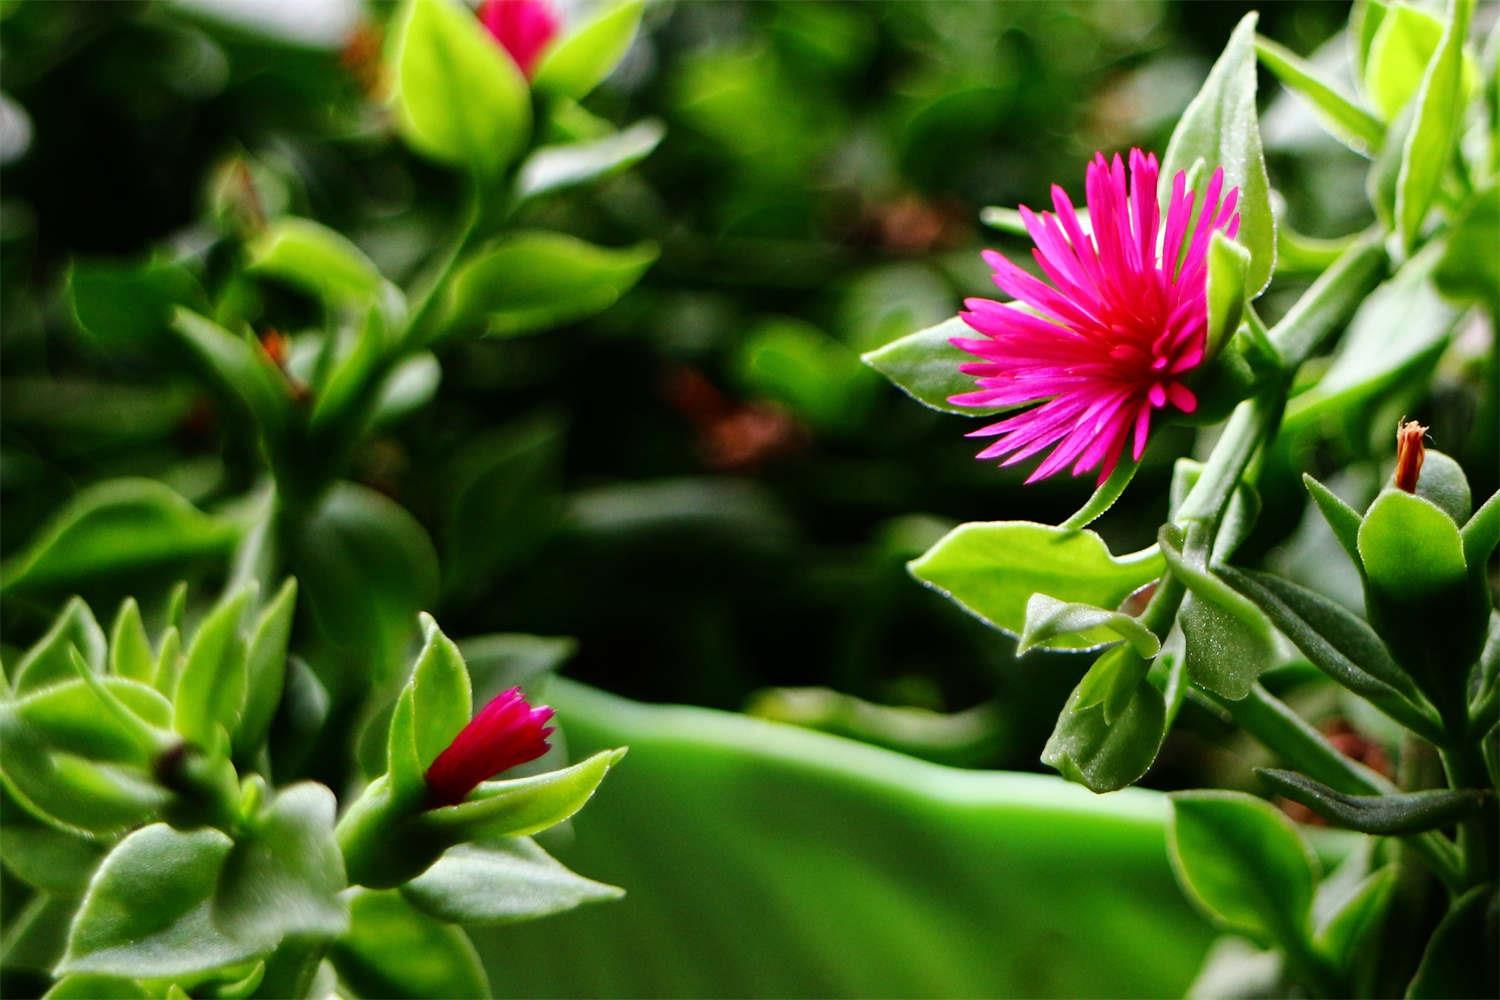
[424,687,555,808]
[478,0,560,80]
[952,149,1241,484]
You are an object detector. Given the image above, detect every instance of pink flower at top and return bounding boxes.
[424,687,555,808]
[478,0,560,80]
[952,149,1241,484]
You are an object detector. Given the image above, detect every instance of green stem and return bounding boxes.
[401,184,486,352]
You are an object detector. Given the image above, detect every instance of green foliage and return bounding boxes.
[247,218,384,309]
[1257,769,1488,834]
[403,838,623,926]
[533,0,644,100]
[1041,647,1166,793]
[861,317,1005,416]
[331,890,489,999]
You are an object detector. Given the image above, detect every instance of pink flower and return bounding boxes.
[424,687,555,807]
[478,0,560,80]
[952,149,1240,484]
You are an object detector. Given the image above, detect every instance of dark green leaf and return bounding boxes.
[0,793,107,895]
[1158,527,1277,701]
[1407,886,1499,998]
[170,308,291,435]
[330,890,489,999]
[1314,865,1397,972]
[1041,647,1166,792]
[403,837,622,925]
[173,586,252,750]
[234,578,296,761]
[67,258,203,354]
[1258,768,1487,834]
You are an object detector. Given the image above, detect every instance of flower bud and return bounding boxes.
[478,0,560,80]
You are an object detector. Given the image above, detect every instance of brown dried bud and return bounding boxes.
[1394,419,1427,493]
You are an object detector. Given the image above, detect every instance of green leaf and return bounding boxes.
[1358,490,1468,594]
[268,655,330,782]
[62,824,263,977]
[0,793,107,895]
[0,713,167,836]
[2,893,75,974]
[11,597,106,695]
[1060,454,1142,531]
[1167,790,1317,949]
[1254,34,1385,155]
[1363,1,1446,120]
[174,586,252,749]
[909,522,1163,650]
[67,258,204,354]
[1,479,239,597]
[332,890,489,998]
[1396,0,1475,250]
[1463,489,1500,572]
[44,975,150,999]
[409,614,474,767]
[861,316,1008,416]
[516,119,664,201]
[403,836,623,925]
[1314,865,1397,971]
[248,218,383,309]
[373,351,442,427]
[735,318,877,433]
[1205,231,1250,358]
[1018,594,1161,658]
[1407,886,1499,998]
[443,416,563,602]
[421,748,626,840]
[1434,184,1500,305]
[213,783,347,947]
[1410,448,1472,523]
[108,599,155,685]
[390,0,531,176]
[170,308,291,436]
[234,578,296,760]
[307,302,393,432]
[1257,768,1487,834]
[1040,648,1165,792]
[460,635,577,699]
[441,232,657,339]
[1302,474,1363,568]
[295,482,439,682]
[1158,527,1278,701]
[12,675,170,764]
[533,0,643,99]
[1161,12,1276,295]
[387,689,425,800]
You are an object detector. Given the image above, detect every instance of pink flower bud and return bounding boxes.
[478,0,560,80]
[424,687,555,808]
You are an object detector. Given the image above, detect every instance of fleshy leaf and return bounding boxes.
[420,748,626,839]
[403,836,623,925]
[1257,768,1487,834]
[861,316,1010,416]
[1018,594,1161,658]
[248,218,383,309]
[329,890,489,999]
[533,0,644,99]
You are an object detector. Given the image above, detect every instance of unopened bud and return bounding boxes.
[1393,420,1426,494]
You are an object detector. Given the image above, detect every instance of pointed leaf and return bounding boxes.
[516,119,664,201]
[174,586,253,748]
[1259,769,1487,834]
[234,578,297,760]
[403,836,622,925]
[109,599,155,685]
[248,217,382,308]
[12,597,106,695]
[420,748,625,839]
[410,614,473,767]
[533,0,643,99]
[1019,594,1161,658]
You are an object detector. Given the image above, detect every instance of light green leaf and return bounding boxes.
[174,586,253,749]
[1,479,239,598]
[1434,182,1500,305]
[1167,791,1317,950]
[410,614,474,767]
[516,119,664,201]
[12,676,170,764]
[1314,864,1397,972]
[1363,1,1445,120]
[331,890,489,998]
[1018,594,1161,658]
[390,0,531,175]
[62,824,263,977]
[1463,489,1500,572]
[234,578,297,761]
[441,232,657,339]
[108,599,155,685]
[170,308,291,435]
[1358,489,1468,594]
[861,316,1008,416]
[421,748,626,840]
[403,836,622,925]
[1159,527,1278,701]
[910,522,1163,650]
[1396,0,1475,249]
[1161,13,1276,295]
[44,975,150,999]
[387,689,424,800]
[1255,34,1385,154]
[248,218,382,308]
[533,0,643,99]
[213,783,348,947]
[1205,232,1250,359]
[11,597,106,694]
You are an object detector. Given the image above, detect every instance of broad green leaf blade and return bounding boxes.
[1358,490,1468,594]
[516,119,664,201]
[1042,649,1166,793]
[1434,184,1500,305]
[1257,768,1486,834]
[1363,1,1444,119]
[1167,791,1318,950]
[909,522,1163,650]
[213,783,348,947]
[403,837,623,925]
[13,676,170,763]
[330,890,489,999]
[861,316,1008,416]
[1254,34,1385,155]
[1158,527,1277,701]
[0,794,108,895]
[1396,0,1475,249]
[476,679,1217,997]
[248,218,382,308]
[234,578,297,760]
[1161,13,1277,295]
[421,748,626,839]
[390,0,531,175]
[1205,232,1250,358]
[174,586,252,749]
[1407,886,1499,998]
[533,0,644,99]
[409,614,474,767]
[62,824,263,978]
[1314,865,1397,972]
[11,597,106,694]
[1,479,239,598]
[1019,594,1161,658]
[440,232,657,339]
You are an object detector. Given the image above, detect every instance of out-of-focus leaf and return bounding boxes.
[1395,0,1474,249]
[234,579,297,760]
[173,586,252,749]
[1205,232,1250,358]
[403,837,622,925]
[170,308,291,435]
[1434,184,1500,305]
[533,0,643,99]
[1161,13,1276,295]
[1254,34,1384,155]
[1,479,239,597]
[330,890,488,999]
[248,217,383,308]
[108,599,155,685]
[1407,887,1499,998]
[910,522,1163,650]
[516,120,663,200]
[389,0,530,175]
[736,317,877,433]
[67,258,204,353]
[458,634,576,700]
[1363,2,1444,119]
[11,597,106,694]
[0,792,107,895]
[441,232,656,339]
